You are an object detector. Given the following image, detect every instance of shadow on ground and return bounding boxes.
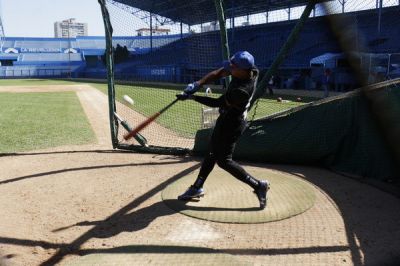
[270,164,400,266]
[1,158,399,266]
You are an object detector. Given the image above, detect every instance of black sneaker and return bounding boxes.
[178,185,205,201]
[254,180,270,209]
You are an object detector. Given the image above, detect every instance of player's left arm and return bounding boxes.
[193,94,224,108]
[197,67,230,87]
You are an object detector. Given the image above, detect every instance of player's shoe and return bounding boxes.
[178,186,205,200]
[254,180,270,210]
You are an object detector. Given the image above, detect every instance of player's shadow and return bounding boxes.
[54,201,176,239]
[0,149,190,158]
[54,200,260,238]
[41,163,201,266]
[163,199,260,212]
[0,159,192,186]
[0,149,118,157]
[52,198,259,240]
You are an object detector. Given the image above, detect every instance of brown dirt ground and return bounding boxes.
[0,85,399,266]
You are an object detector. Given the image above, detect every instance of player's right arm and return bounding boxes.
[190,68,230,107]
[183,68,230,95]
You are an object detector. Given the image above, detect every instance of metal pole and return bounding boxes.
[339,0,346,13]
[251,0,317,107]
[68,21,72,78]
[214,0,231,87]
[231,0,235,51]
[378,0,383,35]
[150,12,153,52]
[98,0,118,148]
[369,54,372,79]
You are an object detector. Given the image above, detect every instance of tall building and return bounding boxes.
[136,27,170,36]
[54,18,88,38]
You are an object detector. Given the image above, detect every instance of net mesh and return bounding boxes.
[105,0,320,151]
[103,0,400,179]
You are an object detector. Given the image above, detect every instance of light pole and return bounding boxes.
[68,20,72,79]
[0,0,5,53]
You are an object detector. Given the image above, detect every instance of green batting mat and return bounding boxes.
[62,245,251,266]
[162,167,316,223]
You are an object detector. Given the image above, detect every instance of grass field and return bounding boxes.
[0,79,77,86]
[112,84,313,137]
[0,79,314,150]
[0,91,95,153]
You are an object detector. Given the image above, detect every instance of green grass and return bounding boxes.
[0,79,313,145]
[115,85,204,137]
[0,91,96,153]
[112,84,311,137]
[0,79,78,86]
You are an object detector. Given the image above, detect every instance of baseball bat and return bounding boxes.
[123,98,179,140]
[114,112,148,147]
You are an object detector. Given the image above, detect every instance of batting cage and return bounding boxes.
[97,0,400,181]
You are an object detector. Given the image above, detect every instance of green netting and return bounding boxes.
[100,0,324,151]
[194,81,400,180]
[98,0,400,181]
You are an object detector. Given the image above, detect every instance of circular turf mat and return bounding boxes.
[162,167,316,223]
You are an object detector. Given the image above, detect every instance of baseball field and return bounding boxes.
[0,79,314,152]
[0,79,399,266]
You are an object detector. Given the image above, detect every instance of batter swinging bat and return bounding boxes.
[123,98,179,140]
[114,112,148,147]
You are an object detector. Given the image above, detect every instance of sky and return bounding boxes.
[1,0,105,37]
[1,0,397,38]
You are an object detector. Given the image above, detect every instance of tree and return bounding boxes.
[101,44,130,65]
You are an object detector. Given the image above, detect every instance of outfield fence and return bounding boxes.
[0,68,72,78]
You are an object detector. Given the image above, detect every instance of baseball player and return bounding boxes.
[176,51,270,209]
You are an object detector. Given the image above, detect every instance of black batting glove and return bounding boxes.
[176,93,193,101]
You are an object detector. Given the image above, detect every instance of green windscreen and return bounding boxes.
[194,79,400,180]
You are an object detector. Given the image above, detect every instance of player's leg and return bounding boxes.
[177,123,220,201]
[215,120,270,209]
[217,153,270,209]
[177,152,215,200]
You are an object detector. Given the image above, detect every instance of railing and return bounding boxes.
[0,68,74,78]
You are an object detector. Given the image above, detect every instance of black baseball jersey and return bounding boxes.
[193,68,259,120]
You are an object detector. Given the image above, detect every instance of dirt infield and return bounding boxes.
[0,85,399,266]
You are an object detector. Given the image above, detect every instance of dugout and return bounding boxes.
[0,53,18,66]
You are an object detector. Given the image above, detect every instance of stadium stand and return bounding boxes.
[20,53,83,62]
[0,5,398,80]
[112,6,399,84]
